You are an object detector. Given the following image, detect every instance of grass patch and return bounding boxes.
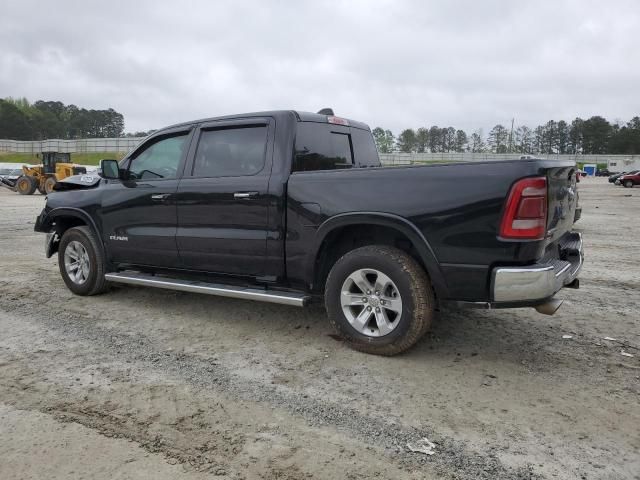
[0,151,125,166]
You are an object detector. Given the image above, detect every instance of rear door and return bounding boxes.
[100,128,192,267]
[175,118,273,277]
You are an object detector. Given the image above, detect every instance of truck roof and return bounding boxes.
[159,110,371,134]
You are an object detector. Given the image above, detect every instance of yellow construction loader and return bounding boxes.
[15,152,87,195]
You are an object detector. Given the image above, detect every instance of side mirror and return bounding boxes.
[100,159,120,179]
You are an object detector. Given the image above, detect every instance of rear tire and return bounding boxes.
[325,245,434,356]
[16,176,36,195]
[58,226,109,296]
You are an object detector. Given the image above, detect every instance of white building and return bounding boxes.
[608,157,640,172]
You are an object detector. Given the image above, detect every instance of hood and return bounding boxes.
[53,174,102,191]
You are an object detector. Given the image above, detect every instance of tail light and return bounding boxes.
[499,177,547,240]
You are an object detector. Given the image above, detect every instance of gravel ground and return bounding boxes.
[0,178,638,479]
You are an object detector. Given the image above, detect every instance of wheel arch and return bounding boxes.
[309,212,448,300]
[46,208,104,258]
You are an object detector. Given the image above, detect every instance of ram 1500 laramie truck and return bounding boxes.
[34,110,583,355]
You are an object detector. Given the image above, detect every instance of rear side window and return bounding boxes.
[351,128,380,167]
[193,126,267,177]
[294,123,353,172]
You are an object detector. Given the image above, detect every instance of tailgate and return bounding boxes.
[545,165,579,245]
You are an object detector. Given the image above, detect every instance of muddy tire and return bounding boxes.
[58,226,109,296]
[16,176,36,195]
[44,176,57,194]
[325,245,434,356]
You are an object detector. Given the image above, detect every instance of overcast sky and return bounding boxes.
[1,0,638,134]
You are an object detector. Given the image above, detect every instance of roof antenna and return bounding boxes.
[317,108,334,115]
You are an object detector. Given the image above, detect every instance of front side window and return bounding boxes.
[128,133,188,180]
[192,126,267,177]
[293,123,353,172]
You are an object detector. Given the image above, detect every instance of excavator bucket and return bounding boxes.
[0,176,17,190]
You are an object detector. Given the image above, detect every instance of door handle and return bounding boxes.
[234,191,258,199]
[151,193,171,201]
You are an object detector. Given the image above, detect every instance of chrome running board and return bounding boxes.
[105,272,309,307]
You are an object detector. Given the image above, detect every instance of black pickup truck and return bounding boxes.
[34,110,583,355]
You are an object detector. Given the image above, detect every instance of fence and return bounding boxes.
[2,138,639,169]
[0,137,145,154]
[378,152,640,166]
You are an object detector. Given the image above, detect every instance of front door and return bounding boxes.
[100,129,192,268]
[175,119,273,277]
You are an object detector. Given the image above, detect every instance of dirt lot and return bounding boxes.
[0,178,638,480]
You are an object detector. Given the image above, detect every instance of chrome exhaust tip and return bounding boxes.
[534,298,564,316]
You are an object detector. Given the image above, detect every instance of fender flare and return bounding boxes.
[46,207,105,258]
[309,212,448,298]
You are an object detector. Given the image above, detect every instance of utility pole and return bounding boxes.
[508,118,515,153]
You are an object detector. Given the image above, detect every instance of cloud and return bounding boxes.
[1,0,638,133]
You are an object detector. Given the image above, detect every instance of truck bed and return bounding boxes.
[286,158,578,302]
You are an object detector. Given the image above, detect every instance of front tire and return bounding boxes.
[44,176,57,194]
[325,245,434,356]
[624,180,633,188]
[58,226,108,296]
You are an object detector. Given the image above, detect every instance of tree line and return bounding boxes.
[0,97,127,140]
[373,115,640,155]
[3,98,639,155]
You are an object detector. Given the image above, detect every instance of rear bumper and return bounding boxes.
[491,232,583,304]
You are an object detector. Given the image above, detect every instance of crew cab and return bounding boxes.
[34,110,583,355]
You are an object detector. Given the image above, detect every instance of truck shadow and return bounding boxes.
[106,284,586,372]
[405,306,594,372]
